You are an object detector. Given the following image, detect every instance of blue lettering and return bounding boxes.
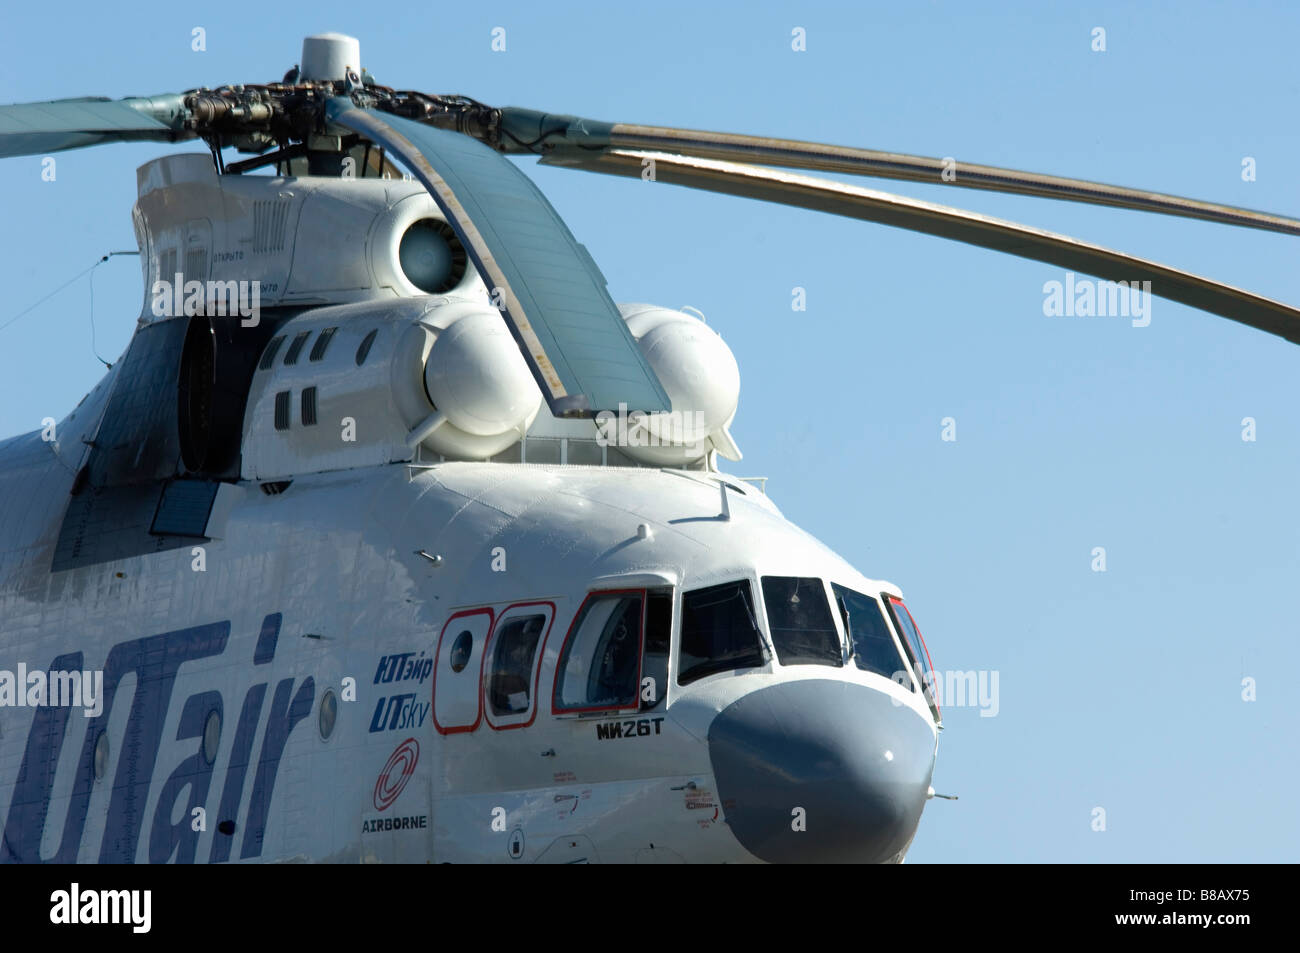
[148,690,222,863]
[240,676,314,859]
[369,696,389,732]
[388,693,414,731]
[208,683,266,864]
[97,622,230,862]
[0,651,83,863]
[3,611,323,865]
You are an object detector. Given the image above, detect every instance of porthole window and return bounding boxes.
[93,730,110,781]
[202,709,221,765]
[319,689,338,740]
[449,631,473,673]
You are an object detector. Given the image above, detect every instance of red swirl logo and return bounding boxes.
[374,737,420,811]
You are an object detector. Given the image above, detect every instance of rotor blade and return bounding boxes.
[542,148,1300,346]
[0,95,192,158]
[500,108,1300,237]
[326,99,671,417]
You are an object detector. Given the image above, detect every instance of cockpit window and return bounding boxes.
[886,596,939,721]
[640,590,672,710]
[678,580,766,686]
[555,592,643,712]
[832,584,906,680]
[761,576,843,667]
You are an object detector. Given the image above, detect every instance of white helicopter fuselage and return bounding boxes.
[0,154,940,865]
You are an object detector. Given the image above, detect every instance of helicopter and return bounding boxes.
[0,32,1297,864]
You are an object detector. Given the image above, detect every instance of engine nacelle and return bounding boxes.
[132,153,480,322]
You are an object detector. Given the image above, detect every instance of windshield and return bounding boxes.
[832,584,906,679]
[762,576,843,667]
[678,579,766,686]
[886,596,939,720]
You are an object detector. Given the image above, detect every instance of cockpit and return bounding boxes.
[433,573,939,734]
[543,575,938,721]
[675,575,938,721]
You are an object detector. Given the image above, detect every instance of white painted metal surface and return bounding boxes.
[0,145,938,866]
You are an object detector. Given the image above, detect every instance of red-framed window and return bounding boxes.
[885,595,939,721]
[483,601,555,731]
[551,589,646,715]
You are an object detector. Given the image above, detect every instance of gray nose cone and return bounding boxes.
[708,679,935,863]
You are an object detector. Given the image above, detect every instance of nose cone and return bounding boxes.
[708,679,935,863]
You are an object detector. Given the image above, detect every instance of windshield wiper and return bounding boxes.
[837,594,855,662]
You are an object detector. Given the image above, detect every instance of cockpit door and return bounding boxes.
[432,607,493,734]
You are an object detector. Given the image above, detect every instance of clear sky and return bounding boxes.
[2,0,1297,862]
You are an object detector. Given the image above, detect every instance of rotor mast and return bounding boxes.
[299,33,361,175]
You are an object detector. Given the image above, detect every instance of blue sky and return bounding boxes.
[2,1,1297,861]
